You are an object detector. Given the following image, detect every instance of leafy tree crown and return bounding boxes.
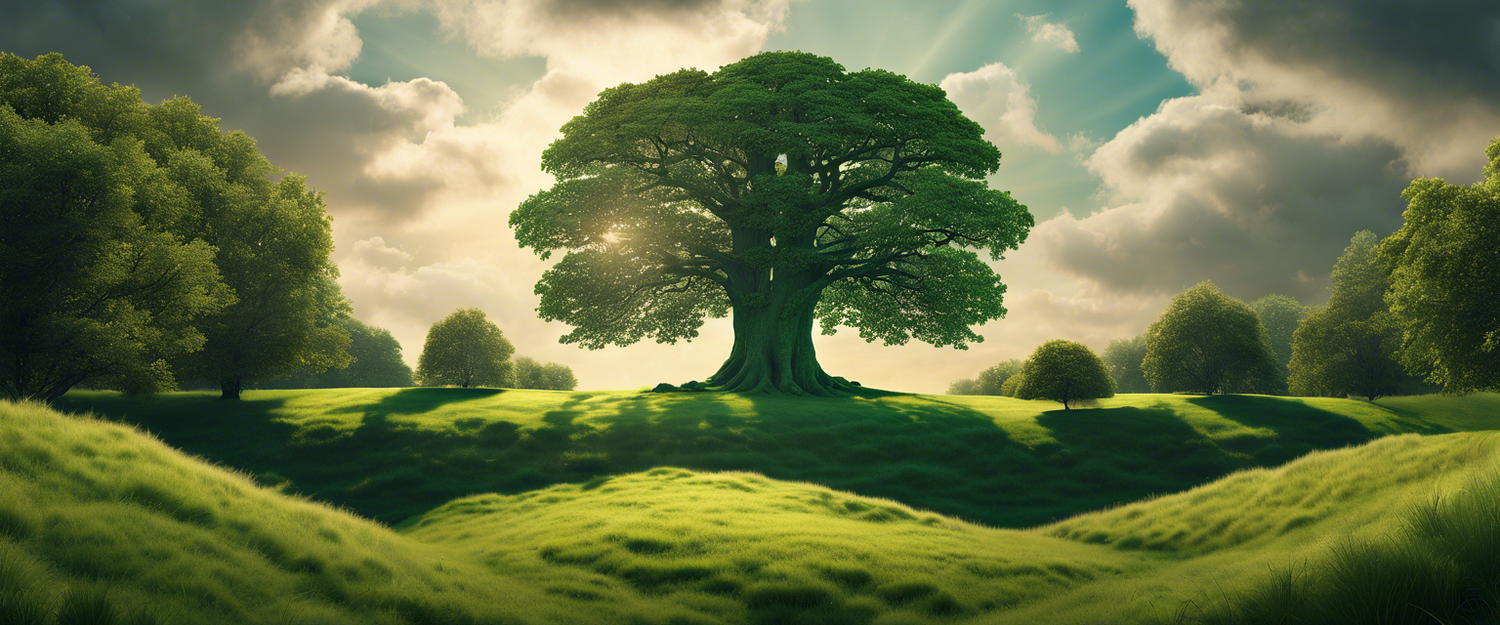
[510,51,1033,352]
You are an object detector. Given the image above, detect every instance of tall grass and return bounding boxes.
[1176,463,1500,624]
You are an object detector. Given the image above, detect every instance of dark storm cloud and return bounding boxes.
[1129,0,1500,179]
[1039,95,1411,303]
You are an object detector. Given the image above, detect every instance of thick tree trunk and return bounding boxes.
[219,377,242,400]
[705,286,858,397]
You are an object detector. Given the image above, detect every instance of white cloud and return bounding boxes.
[1017,13,1080,54]
[941,63,1064,154]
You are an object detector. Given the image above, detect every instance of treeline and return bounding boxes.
[413,309,577,391]
[953,138,1500,400]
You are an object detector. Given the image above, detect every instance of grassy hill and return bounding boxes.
[51,389,1499,529]
[5,396,1500,624]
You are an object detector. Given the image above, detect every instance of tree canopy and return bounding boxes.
[946,378,980,395]
[1379,137,1500,394]
[0,53,349,401]
[1249,294,1308,389]
[1101,336,1150,394]
[512,357,579,391]
[261,317,413,389]
[1288,231,1409,399]
[511,51,1033,396]
[977,360,1024,395]
[415,309,514,388]
[0,103,227,400]
[1142,281,1279,395]
[1014,340,1114,410]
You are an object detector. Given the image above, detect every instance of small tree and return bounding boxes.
[540,363,579,391]
[947,378,981,395]
[415,309,513,388]
[1379,137,1500,394]
[1143,281,1279,394]
[1101,336,1150,393]
[1014,340,1114,410]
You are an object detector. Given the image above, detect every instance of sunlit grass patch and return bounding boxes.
[55,389,1498,529]
[405,468,1150,624]
[1042,432,1500,555]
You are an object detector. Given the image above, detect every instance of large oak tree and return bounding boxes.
[511,52,1033,396]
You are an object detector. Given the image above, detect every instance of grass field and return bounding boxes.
[8,389,1498,623]
[50,389,1499,528]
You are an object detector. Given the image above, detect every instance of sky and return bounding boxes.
[5,0,1499,393]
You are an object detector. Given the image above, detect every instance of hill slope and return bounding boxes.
[53,389,1500,528]
[6,398,1499,624]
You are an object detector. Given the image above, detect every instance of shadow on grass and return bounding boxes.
[333,387,505,419]
[53,389,1445,530]
[51,392,300,486]
[1184,395,1383,463]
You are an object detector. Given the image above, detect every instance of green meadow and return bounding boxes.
[4,389,1498,623]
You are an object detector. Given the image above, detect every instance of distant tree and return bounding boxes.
[1000,372,1025,397]
[540,363,579,391]
[1378,137,1500,394]
[1101,336,1150,393]
[1250,294,1308,390]
[416,309,514,388]
[947,378,981,395]
[512,357,579,391]
[1289,231,1415,399]
[260,317,413,389]
[1142,281,1280,394]
[0,55,232,401]
[976,360,1024,395]
[512,357,543,389]
[510,51,1033,396]
[1014,340,1114,410]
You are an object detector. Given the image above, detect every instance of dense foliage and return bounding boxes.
[260,317,413,389]
[511,51,1033,396]
[1289,231,1410,399]
[415,309,513,388]
[511,356,579,391]
[1142,281,1280,395]
[1101,336,1150,394]
[1250,294,1308,393]
[1379,137,1500,394]
[946,378,980,395]
[947,359,1022,395]
[1014,340,1114,409]
[0,53,346,401]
